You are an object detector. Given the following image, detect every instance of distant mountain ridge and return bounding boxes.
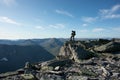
[0,38,66,56]
[0,38,65,73]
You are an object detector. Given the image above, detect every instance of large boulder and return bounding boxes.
[94,41,120,53]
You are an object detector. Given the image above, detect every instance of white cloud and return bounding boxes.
[92,28,105,32]
[0,16,20,25]
[81,4,120,22]
[82,17,97,23]
[104,14,120,19]
[99,4,120,19]
[49,24,65,29]
[80,29,88,32]
[1,0,16,6]
[82,23,88,27]
[35,26,45,30]
[111,5,120,12]
[55,9,74,18]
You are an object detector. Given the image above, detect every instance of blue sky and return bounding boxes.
[0,0,120,39]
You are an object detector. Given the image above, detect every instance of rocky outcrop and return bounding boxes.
[94,41,120,53]
[57,41,96,62]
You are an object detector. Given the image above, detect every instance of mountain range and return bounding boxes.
[0,38,66,73]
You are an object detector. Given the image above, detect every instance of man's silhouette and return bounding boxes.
[70,31,76,41]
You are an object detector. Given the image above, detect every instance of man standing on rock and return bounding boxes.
[70,30,76,41]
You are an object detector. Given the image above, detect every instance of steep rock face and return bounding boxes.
[41,38,63,56]
[58,41,95,62]
[94,41,120,53]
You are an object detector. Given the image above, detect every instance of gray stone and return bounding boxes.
[94,41,120,52]
[69,76,88,80]
[112,73,119,77]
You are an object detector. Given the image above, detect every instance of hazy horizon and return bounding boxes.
[0,37,119,41]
